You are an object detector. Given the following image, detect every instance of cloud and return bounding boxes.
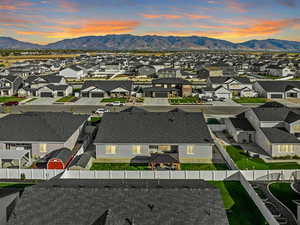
[0,0,34,10]
[142,13,211,20]
[15,19,141,38]
[142,14,182,19]
[55,0,79,13]
[276,0,297,7]
[223,0,248,13]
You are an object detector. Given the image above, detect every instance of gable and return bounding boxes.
[110,87,130,92]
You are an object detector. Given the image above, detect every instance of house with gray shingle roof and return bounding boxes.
[5,179,229,225]
[0,112,89,158]
[254,81,300,99]
[94,108,214,163]
[225,102,300,157]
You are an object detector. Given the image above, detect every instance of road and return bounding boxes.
[3,104,252,116]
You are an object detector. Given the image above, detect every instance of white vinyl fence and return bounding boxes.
[0,169,64,180]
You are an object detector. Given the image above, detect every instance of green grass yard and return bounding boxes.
[56,96,77,102]
[269,182,300,217]
[209,181,267,225]
[169,97,198,105]
[0,96,25,103]
[226,145,300,170]
[0,182,34,188]
[101,97,128,103]
[91,163,149,170]
[89,117,101,123]
[233,97,267,104]
[181,163,228,170]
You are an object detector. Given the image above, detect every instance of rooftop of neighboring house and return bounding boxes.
[256,81,300,92]
[209,77,251,84]
[95,108,213,144]
[152,78,191,85]
[7,179,228,225]
[81,80,133,92]
[260,127,300,143]
[26,75,64,84]
[0,112,89,142]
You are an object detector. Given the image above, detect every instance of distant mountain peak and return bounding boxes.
[0,35,299,51]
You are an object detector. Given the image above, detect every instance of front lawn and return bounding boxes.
[0,182,35,188]
[0,96,25,103]
[209,181,267,225]
[56,96,78,102]
[181,163,228,170]
[226,145,300,170]
[169,97,199,105]
[101,98,128,103]
[269,182,300,217]
[91,163,149,170]
[233,97,267,104]
[90,117,101,123]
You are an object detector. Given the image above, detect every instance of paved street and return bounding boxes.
[72,97,102,105]
[6,104,250,116]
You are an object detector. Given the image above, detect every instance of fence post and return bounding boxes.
[124,170,127,179]
[6,168,8,179]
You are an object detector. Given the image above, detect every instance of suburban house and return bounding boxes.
[18,75,72,97]
[254,81,300,99]
[81,80,133,98]
[201,86,232,99]
[207,77,254,97]
[267,65,293,77]
[59,65,87,79]
[4,179,228,225]
[0,112,89,159]
[143,78,192,98]
[157,68,182,78]
[136,65,156,77]
[0,75,23,96]
[94,108,214,164]
[225,102,300,157]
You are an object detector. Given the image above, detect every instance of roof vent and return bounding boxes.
[147,204,154,211]
[126,217,134,225]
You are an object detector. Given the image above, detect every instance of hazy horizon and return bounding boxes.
[0,0,300,44]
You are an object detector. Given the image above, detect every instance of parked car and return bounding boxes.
[106,101,125,107]
[202,97,213,102]
[94,108,110,114]
[2,101,19,106]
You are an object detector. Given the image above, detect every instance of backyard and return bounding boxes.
[169,97,199,105]
[181,163,228,170]
[226,145,300,170]
[209,181,267,225]
[91,163,228,170]
[0,182,35,188]
[269,182,300,217]
[233,97,267,104]
[0,96,25,103]
[101,97,128,103]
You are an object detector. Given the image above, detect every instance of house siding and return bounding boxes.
[95,143,213,163]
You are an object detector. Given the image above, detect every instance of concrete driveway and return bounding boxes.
[212,99,241,107]
[144,98,169,106]
[25,98,59,105]
[73,97,102,105]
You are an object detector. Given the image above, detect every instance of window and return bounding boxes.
[132,145,141,155]
[159,145,171,151]
[187,145,194,155]
[171,84,176,88]
[293,125,300,133]
[5,83,10,87]
[40,144,47,153]
[278,145,294,153]
[105,145,116,154]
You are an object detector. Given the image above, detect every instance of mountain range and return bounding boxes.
[1,35,300,51]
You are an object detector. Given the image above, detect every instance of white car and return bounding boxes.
[94,108,109,114]
[106,101,125,107]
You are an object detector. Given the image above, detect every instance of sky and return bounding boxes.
[0,0,300,44]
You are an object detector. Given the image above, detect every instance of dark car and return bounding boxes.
[2,101,19,106]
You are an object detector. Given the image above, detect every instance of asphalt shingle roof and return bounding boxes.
[7,179,229,225]
[0,112,89,142]
[82,80,133,92]
[260,127,300,143]
[257,81,300,92]
[95,110,213,144]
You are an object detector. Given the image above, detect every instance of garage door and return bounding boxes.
[216,93,230,99]
[81,92,89,97]
[270,94,283,99]
[40,92,53,97]
[155,92,168,98]
[91,92,104,98]
[57,91,64,97]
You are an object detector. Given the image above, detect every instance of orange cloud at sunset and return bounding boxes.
[15,20,141,39]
